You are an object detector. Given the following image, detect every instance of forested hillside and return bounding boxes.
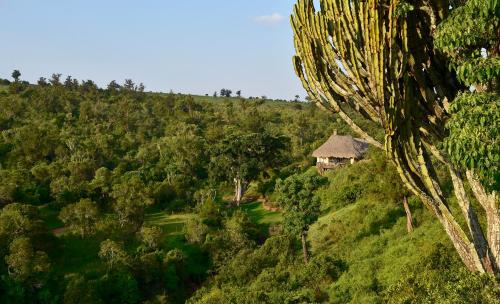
[1,0,499,302]
[0,77,337,303]
[0,76,497,303]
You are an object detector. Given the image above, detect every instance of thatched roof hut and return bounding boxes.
[312,132,369,160]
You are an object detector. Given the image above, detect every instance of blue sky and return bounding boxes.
[0,0,306,99]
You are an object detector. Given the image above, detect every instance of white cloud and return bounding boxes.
[254,13,285,25]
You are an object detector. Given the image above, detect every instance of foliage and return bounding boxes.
[138,226,163,251]
[98,239,130,270]
[291,0,500,273]
[97,270,141,304]
[111,174,153,231]
[435,0,500,191]
[185,217,210,245]
[0,76,341,302]
[275,171,326,235]
[443,92,499,190]
[59,199,100,238]
[5,237,50,284]
[208,128,289,203]
[189,235,346,304]
[384,244,500,304]
[2,68,494,302]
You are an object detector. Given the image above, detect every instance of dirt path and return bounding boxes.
[52,227,67,236]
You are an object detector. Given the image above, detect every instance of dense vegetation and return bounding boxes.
[0,75,497,303]
[0,0,498,302]
[292,0,499,274]
[0,76,341,303]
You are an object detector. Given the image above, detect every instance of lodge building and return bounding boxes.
[312,131,369,174]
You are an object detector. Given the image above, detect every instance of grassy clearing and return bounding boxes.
[239,201,282,225]
[44,204,278,278]
[39,204,64,230]
[51,234,105,275]
[145,212,195,235]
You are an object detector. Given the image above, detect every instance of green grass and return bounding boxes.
[145,201,281,235]
[145,212,195,235]
[239,202,282,225]
[307,191,450,302]
[52,234,104,275]
[39,204,64,230]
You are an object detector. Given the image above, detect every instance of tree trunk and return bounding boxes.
[466,171,500,273]
[301,232,309,264]
[233,178,246,206]
[393,146,489,273]
[449,167,495,273]
[403,196,414,233]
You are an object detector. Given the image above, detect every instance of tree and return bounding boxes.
[224,210,255,251]
[98,239,129,270]
[0,170,23,206]
[0,203,39,243]
[276,172,326,263]
[107,80,121,92]
[64,76,75,89]
[291,0,499,274]
[209,129,289,205]
[37,77,48,86]
[124,79,135,91]
[63,274,100,304]
[5,237,50,284]
[184,217,209,245]
[137,83,145,92]
[435,0,499,192]
[49,73,62,86]
[220,89,232,98]
[236,90,242,98]
[403,196,414,233]
[11,70,21,82]
[80,79,98,93]
[59,199,100,238]
[111,174,153,231]
[138,226,163,251]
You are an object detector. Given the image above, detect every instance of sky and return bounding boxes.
[0,0,306,100]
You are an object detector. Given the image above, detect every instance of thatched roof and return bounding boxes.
[312,134,369,159]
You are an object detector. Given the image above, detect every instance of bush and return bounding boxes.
[184,217,209,245]
[97,271,140,304]
[384,244,500,304]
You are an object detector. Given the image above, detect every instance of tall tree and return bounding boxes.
[209,129,289,205]
[291,0,499,273]
[98,239,129,270]
[11,70,21,82]
[49,73,62,86]
[435,0,500,271]
[59,199,100,238]
[276,172,326,263]
[107,80,121,92]
[111,174,153,231]
[37,77,48,86]
[5,237,50,285]
[124,79,135,91]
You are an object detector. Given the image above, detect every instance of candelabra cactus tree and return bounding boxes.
[292,0,499,274]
